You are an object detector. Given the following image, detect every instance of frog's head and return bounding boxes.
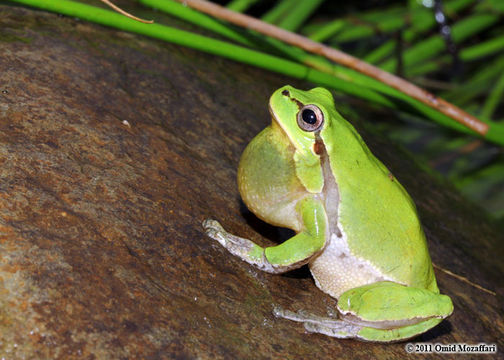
[269,85,339,159]
[268,85,343,193]
[269,85,365,193]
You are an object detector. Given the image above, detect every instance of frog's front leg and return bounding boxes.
[275,281,453,342]
[203,197,327,274]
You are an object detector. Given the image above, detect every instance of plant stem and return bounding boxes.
[169,0,489,136]
[481,71,504,120]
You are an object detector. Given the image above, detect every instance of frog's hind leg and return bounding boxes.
[274,305,446,342]
[335,281,453,341]
[274,281,453,342]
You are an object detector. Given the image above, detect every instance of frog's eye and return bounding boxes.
[297,105,324,132]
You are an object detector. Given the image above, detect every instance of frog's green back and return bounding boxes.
[319,102,437,292]
[267,86,437,292]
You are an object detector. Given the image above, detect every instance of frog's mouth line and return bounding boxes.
[267,104,277,123]
[268,105,302,157]
[268,104,290,138]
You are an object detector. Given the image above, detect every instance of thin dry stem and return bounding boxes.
[173,0,488,136]
[100,0,154,24]
[433,263,496,296]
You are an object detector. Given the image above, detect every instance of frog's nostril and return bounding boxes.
[282,89,290,97]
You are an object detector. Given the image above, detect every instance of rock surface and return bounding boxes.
[0,4,502,359]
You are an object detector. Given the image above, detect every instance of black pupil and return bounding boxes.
[302,109,317,125]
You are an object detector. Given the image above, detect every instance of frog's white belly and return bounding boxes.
[309,229,395,298]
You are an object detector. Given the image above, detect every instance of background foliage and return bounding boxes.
[221,0,504,219]
[5,0,504,219]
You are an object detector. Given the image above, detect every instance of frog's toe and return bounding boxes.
[272,305,297,319]
[209,231,228,247]
[202,220,228,246]
[202,219,223,232]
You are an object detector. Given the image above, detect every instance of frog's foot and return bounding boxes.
[273,306,361,339]
[273,281,453,342]
[273,305,445,342]
[203,219,278,273]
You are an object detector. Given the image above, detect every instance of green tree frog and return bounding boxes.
[203,86,453,342]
